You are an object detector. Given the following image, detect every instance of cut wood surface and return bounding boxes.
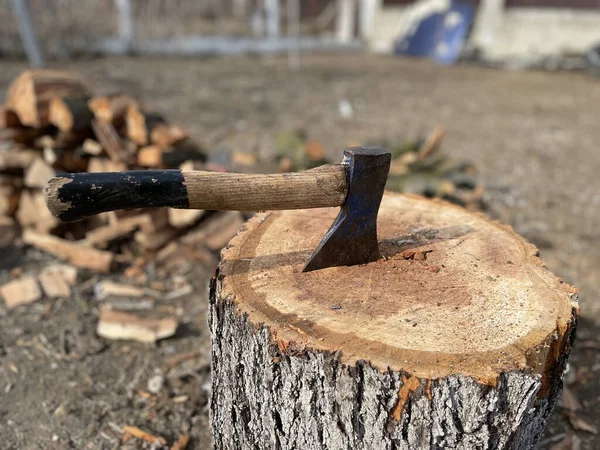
[97,308,177,343]
[210,192,579,449]
[1,276,42,309]
[6,70,91,127]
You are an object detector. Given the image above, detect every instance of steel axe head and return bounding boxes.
[302,147,391,272]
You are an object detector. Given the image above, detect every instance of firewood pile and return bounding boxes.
[0,69,239,272]
[0,69,485,344]
[275,125,486,211]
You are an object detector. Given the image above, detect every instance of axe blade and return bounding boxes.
[302,147,391,272]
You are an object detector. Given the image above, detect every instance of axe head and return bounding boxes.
[302,147,391,272]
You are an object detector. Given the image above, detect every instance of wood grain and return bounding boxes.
[183,165,347,211]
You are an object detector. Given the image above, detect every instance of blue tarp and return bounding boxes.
[394,0,475,65]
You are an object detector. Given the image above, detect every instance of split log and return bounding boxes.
[209,192,578,450]
[182,211,245,251]
[6,70,91,127]
[97,307,177,343]
[125,105,166,146]
[90,119,128,163]
[134,225,179,251]
[0,127,43,145]
[82,138,103,156]
[137,143,206,168]
[23,158,54,188]
[84,214,150,248]
[150,123,188,147]
[88,94,138,126]
[0,185,20,216]
[22,230,113,273]
[38,264,77,298]
[0,147,38,171]
[0,276,42,309]
[0,107,22,128]
[87,157,127,173]
[0,216,18,247]
[48,95,93,132]
[16,190,59,232]
[168,208,205,229]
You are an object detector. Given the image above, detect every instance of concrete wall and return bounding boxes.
[472,5,600,62]
[367,0,600,62]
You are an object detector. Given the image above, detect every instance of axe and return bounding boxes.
[43,147,391,272]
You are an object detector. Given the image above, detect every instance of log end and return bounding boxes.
[217,192,578,387]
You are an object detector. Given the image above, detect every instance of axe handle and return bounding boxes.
[44,165,348,223]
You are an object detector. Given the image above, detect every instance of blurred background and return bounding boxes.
[0,1,598,449]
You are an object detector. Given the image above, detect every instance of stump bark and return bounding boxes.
[209,193,578,450]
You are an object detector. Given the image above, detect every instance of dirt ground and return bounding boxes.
[0,54,598,449]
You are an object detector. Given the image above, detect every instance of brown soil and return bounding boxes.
[0,54,598,449]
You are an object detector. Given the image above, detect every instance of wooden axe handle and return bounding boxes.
[44,165,348,222]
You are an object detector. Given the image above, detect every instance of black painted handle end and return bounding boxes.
[44,170,190,222]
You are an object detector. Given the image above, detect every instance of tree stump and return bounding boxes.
[209,193,578,450]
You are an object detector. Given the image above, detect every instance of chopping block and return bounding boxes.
[209,192,578,450]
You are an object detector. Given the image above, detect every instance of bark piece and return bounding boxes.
[1,276,42,309]
[6,70,91,128]
[22,230,113,273]
[97,308,177,343]
[209,192,579,450]
[48,95,93,132]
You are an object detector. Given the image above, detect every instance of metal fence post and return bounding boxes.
[10,0,45,67]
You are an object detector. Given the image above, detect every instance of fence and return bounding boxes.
[1,0,366,65]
